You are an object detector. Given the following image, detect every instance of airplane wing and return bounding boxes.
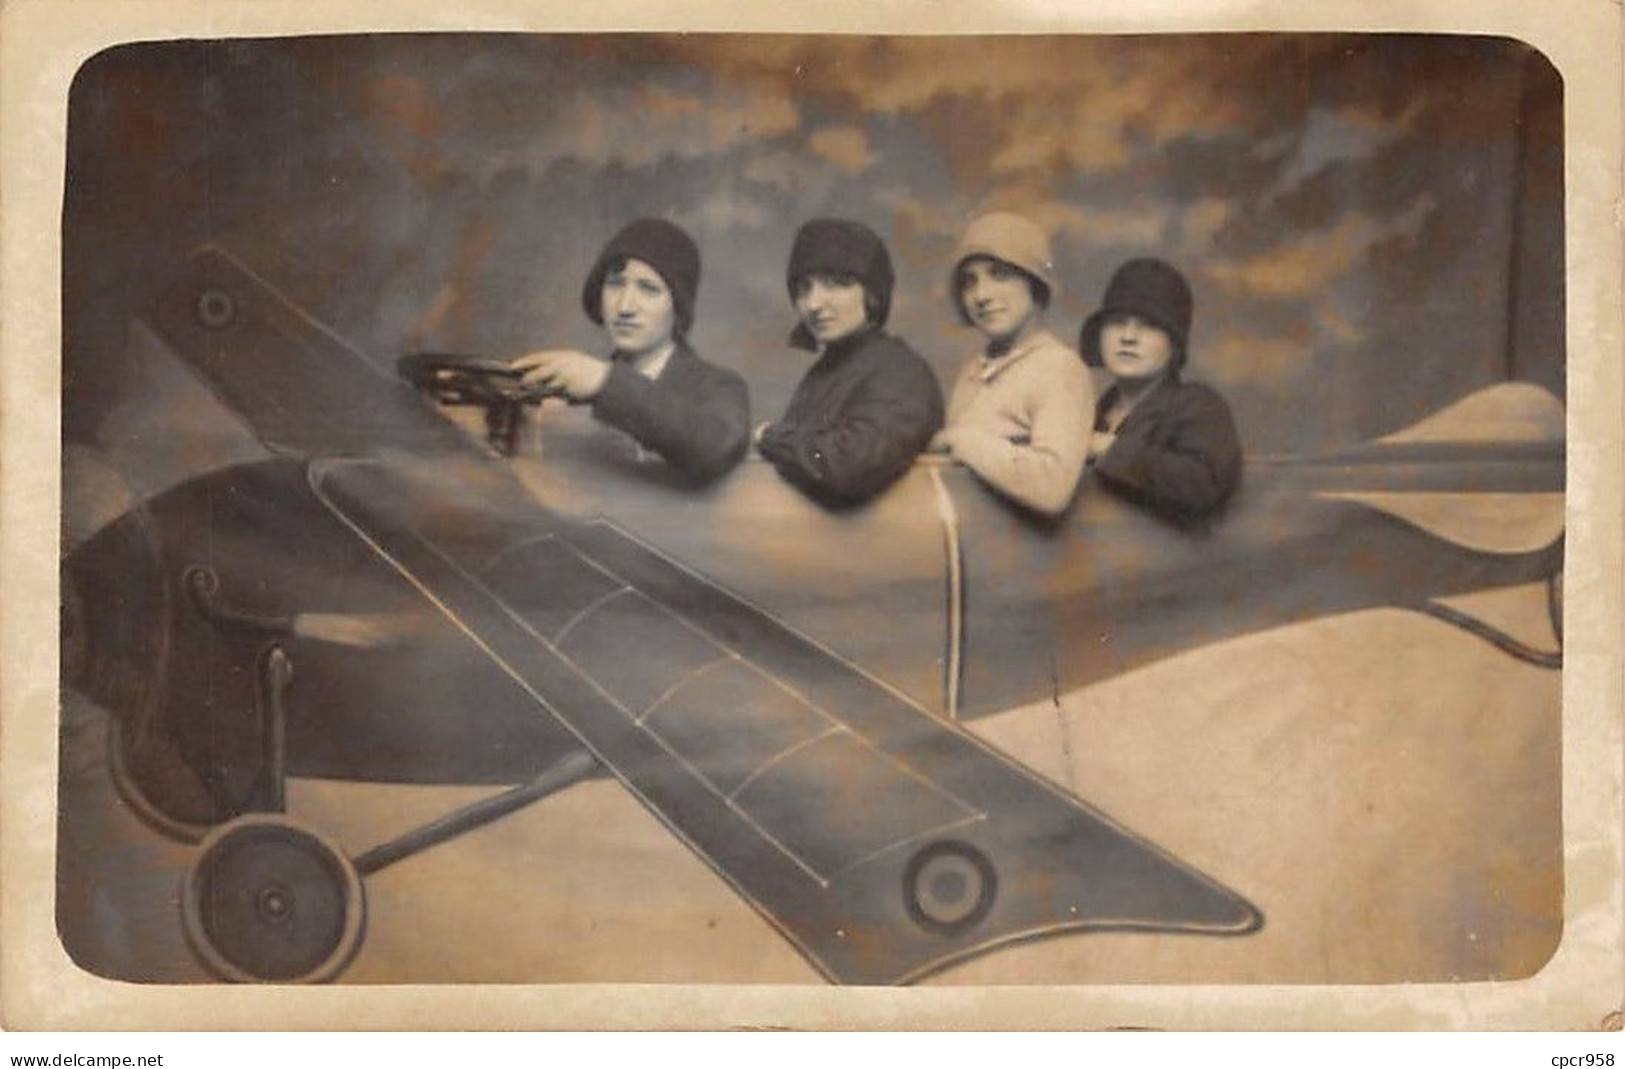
[144,246,475,459]
[310,453,1260,984]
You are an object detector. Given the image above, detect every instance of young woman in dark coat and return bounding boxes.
[755,218,944,507]
[1081,258,1242,527]
[510,218,750,485]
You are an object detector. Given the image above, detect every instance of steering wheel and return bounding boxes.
[398,352,562,456]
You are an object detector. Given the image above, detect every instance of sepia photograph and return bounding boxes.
[4,0,1621,1033]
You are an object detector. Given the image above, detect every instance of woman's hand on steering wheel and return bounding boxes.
[511,350,610,403]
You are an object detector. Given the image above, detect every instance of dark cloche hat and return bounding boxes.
[582,218,701,339]
[785,218,895,347]
[1079,257,1193,370]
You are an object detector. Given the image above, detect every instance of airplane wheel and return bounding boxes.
[903,841,996,936]
[181,815,365,983]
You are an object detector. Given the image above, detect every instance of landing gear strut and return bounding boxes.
[171,567,601,982]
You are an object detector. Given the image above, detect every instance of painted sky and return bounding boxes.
[64,33,1562,452]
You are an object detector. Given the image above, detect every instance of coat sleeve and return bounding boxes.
[947,352,1094,516]
[591,360,750,484]
[1094,383,1242,525]
[758,353,944,506]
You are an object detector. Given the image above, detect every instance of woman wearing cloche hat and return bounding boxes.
[755,217,944,507]
[510,217,750,484]
[1081,257,1241,527]
[930,211,1094,517]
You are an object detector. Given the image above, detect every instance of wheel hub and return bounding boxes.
[255,883,294,924]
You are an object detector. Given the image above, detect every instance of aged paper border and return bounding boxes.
[2,0,1619,1031]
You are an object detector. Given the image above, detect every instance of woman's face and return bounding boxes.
[958,257,1039,345]
[600,257,676,357]
[793,273,870,346]
[1101,314,1175,383]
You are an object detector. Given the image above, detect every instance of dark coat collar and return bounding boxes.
[788,320,883,354]
[1094,371,1182,430]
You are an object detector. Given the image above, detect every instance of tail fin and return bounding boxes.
[1379,382,1565,445]
[1311,383,1564,555]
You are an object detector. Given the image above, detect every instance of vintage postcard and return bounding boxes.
[2,0,1620,1031]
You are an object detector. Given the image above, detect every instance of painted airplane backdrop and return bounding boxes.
[56,32,1565,985]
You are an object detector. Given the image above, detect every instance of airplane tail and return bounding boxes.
[1274,382,1564,556]
[1296,382,1565,666]
[1379,381,1565,445]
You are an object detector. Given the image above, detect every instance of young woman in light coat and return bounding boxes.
[930,212,1094,517]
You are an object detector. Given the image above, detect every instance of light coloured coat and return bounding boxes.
[944,328,1093,516]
